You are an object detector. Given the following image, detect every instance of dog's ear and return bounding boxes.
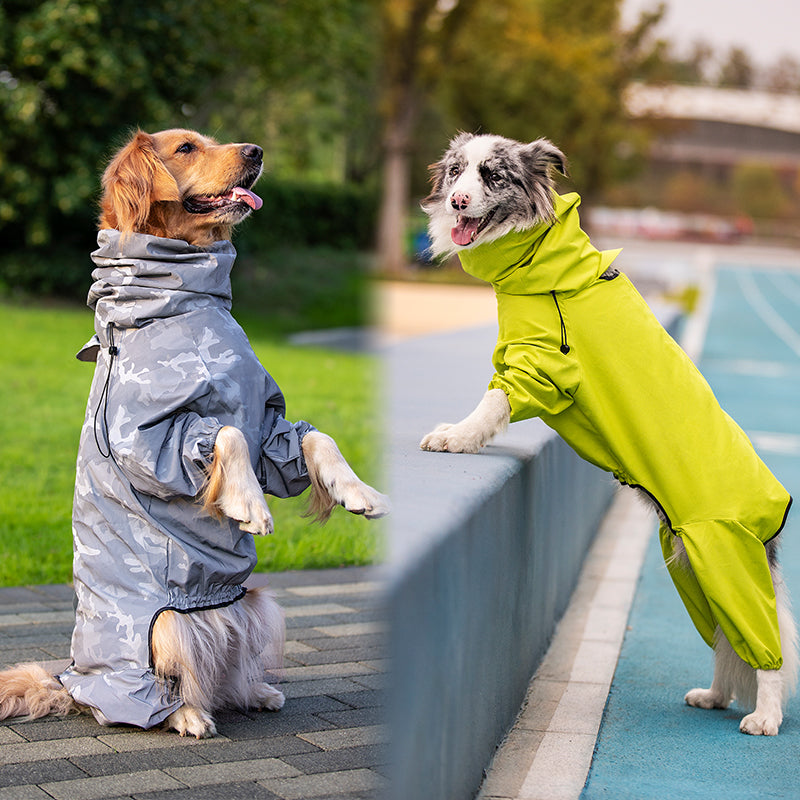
[421,158,447,211]
[523,138,568,178]
[99,131,181,234]
[518,138,568,222]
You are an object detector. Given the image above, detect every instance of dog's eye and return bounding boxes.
[175,142,196,155]
[448,164,461,178]
[490,171,504,184]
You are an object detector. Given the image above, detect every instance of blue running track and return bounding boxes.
[582,265,800,800]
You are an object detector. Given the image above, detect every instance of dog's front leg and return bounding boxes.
[302,431,390,522]
[420,388,510,454]
[203,426,273,535]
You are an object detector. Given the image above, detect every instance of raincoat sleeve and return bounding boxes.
[488,342,577,423]
[113,408,222,501]
[256,411,316,499]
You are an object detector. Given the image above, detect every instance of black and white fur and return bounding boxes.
[419,132,798,735]
[421,132,568,259]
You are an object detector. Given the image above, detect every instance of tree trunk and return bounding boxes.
[376,96,417,275]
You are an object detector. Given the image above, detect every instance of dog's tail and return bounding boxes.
[0,664,77,721]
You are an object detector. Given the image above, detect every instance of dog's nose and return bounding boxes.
[451,191,471,211]
[241,144,263,164]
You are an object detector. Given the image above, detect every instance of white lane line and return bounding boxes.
[748,431,800,456]
[681,249,716,363]
[703,358,795,378]
[769,271,800,307]
[736,269,800,358]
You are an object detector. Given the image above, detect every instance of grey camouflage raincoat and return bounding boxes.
[59,230,314,728]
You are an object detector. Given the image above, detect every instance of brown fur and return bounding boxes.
[0,664,78,721]
[99,128,262,246]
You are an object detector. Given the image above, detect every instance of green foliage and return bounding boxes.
[186,0,381,184]
[239,180,378,252]
[232,246,373,336]
[0,0,226,250]
[419,0,663,198]
[0,0,381,303]
[731,163,790,219]
[0,301,383,585]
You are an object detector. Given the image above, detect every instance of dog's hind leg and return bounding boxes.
[687,557,798,735]
[152,609,223,738]
[685,631,741,711]
[420,388,510,454]
[165,704,217,739]
[739,560,797,735]
[302,431,390,522]
[740,669,784,735]
[214,588,286,713]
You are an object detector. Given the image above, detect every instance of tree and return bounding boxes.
[763,55,800,95]
[375,0,665,272]
[0,0,230,252]
[0,0,382,296]
[717,46,754,89]
[376,0,481,274]
[195,0,380,184]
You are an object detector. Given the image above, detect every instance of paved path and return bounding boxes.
[0,566,386,800]
[478,258,800,800]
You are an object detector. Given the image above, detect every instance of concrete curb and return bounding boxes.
[385,325,616,800]
[476,489,655,800]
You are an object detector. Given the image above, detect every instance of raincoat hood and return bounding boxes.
[61,231,314,728]
[86,229,235,331]
[457,192,621,295]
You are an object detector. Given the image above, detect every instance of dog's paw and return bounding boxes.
[420,423,482,454]
[339,482,391,519]
[684,687,729,710]
[250,682,285,711]
[166,705,217,738]
[218,486,273,535]
[740,710,781,736]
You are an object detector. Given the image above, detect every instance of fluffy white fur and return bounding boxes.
[421,132,567,260]
[420,388,510,454]
[154,587,286,738]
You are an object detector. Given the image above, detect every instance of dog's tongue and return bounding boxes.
[451,216,481,246]
[231,187,263,211]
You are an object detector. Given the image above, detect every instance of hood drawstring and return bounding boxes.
[551,291,571,354]
[93,322,119,461]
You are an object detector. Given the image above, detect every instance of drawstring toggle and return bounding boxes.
[550,291,571,355]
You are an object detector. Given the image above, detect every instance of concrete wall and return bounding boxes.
[385,325,616,800]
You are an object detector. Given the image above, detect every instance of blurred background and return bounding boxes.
[4,0,800,305]
[3,0,800,581]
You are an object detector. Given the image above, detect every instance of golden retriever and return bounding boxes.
[0,129,388,738]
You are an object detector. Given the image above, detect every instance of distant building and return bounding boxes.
[624,83,800,176]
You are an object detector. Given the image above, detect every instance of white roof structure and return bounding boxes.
[624,83,800,134]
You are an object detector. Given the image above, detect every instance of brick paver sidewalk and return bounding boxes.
[0,566,386,800]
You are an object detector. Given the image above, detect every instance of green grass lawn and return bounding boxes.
[0,301,384,586]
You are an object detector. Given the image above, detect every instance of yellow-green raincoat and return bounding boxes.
[459,192,792,670]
